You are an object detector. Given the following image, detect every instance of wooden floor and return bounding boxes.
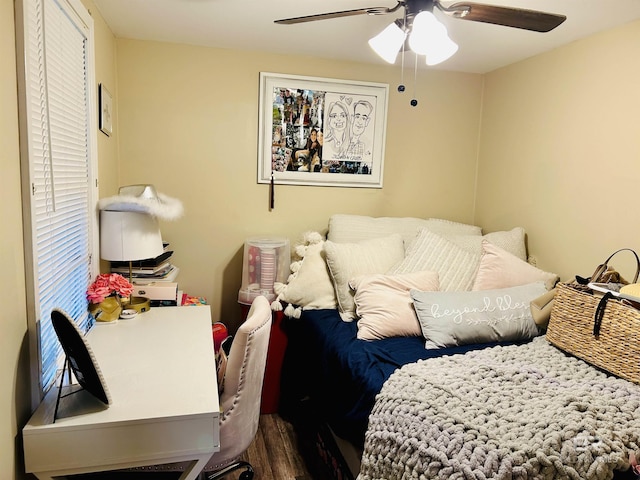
[236,413,315,480]
[72,414,318,480]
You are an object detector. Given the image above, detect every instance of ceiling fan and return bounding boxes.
[275,0,566,33]
[275,0,567,66]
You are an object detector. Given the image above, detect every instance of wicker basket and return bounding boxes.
[546,281,640,384]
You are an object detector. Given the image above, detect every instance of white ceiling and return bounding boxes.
[92,0,640,74]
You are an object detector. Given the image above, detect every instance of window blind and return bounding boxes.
[17,0,98,401]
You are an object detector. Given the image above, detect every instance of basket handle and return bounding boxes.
[593,291,614,337]
[591,249,640,337]
[591,248,640,284]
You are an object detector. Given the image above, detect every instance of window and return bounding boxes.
[15,0,99,408]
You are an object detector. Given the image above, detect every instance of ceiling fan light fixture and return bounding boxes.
[368,21,407,64]
[407,10,458,65]
[407,11,441,55]
[425,35,458,65]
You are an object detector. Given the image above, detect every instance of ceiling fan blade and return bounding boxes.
[275,6,397,25]
[442,2,566,32]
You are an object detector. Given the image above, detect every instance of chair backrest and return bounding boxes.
[204,295,272,471]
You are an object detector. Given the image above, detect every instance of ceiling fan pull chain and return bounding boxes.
[398,17,407,94]
[411,53,418,107]
[398,50,406,93]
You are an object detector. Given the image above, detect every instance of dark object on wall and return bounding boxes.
[99,83,113,136]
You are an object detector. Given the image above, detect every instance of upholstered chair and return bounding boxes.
[199,295,272,479]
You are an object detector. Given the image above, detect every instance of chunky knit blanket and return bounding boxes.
[358,337,640,480]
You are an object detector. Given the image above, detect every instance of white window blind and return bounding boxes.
[17,0,98,405]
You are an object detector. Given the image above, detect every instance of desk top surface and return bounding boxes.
[25,306,219,432]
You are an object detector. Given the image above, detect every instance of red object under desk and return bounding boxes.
[239,304,287,414]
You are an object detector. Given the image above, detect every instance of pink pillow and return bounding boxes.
[351,270,440,340]
[473,240,558,291]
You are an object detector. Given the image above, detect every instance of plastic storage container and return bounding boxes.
[238,237,290,305]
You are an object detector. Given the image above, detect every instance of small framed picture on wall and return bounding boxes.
[99,83,113,136]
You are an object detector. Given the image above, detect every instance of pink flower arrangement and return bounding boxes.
[87,273,134,304]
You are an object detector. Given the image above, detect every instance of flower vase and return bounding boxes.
[89,296,122,323]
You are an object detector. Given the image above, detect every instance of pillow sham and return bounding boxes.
[447,227,527,261]
[327,214,481,246]
[324,234,405,321]
[273,232,337,317]
[389,227,480,292]
[351,270,440,340]
[328,214,433,245]
[411,282,547,349]
[472,240,558,291]
[423,218,482,237]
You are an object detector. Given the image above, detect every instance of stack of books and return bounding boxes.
[109,244,186,307]
[110,249,180,284]
[110,250,180,306]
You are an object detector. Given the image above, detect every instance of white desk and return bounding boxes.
[23,306,219,480]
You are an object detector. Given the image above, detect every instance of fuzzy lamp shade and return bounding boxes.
[98,184,184,221]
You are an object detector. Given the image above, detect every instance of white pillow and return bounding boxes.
[351,270,440,341]
[324,235,405,321]
[389,228,480,292]
[327,214,481,246]
[423,218,482,237]
[447,227,527,261]
[484,227,527,260]
[411,282,546,349]
[273,232,337,316]
[472,240,558,291]
[328,214,432,245]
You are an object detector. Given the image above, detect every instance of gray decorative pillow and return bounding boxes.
[411,282,546,349]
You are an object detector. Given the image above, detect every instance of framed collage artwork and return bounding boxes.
[258,72,388,188]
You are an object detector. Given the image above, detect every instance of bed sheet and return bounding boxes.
[280,308,510,447]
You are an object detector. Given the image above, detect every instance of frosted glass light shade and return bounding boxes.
[368,22,407,64]
[100,210,164,261]
[408,11,441,55]
[425,36,458,65]
[408,11,458,65]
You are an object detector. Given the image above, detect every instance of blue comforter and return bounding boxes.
[281,309,506,447]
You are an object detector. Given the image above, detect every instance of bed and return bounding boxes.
[281,309,512,449]
[276,214,640,480]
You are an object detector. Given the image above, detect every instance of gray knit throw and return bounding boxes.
[358,337,640,480]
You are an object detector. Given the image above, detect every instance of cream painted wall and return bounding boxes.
[1,0,30,477]
[475,20,640,282]
[82,0,120,199]
[115,39,484,330]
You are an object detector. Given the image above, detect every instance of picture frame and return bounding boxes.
[99,83,113,136]
[258,72,388,188]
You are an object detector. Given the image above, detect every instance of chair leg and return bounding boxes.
[205,460,254,480]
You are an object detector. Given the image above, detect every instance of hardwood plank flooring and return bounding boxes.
[236,414,314,480]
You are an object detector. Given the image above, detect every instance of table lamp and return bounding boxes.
[100,209,164,312]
